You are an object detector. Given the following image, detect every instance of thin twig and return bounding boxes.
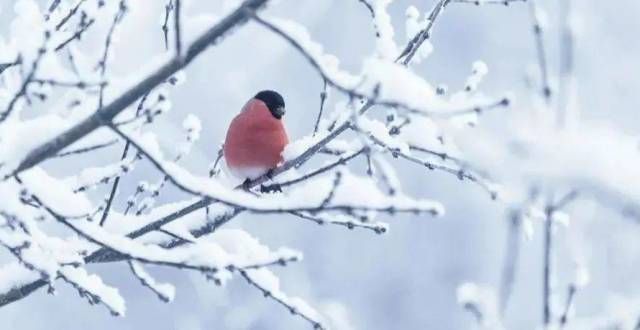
[55,0,87,31]
[313,80,328,135]
[499,210,521,314]
[557,0,574,128]
[47,0,63,16]
[239,270,325,330]
[558,284,576,328]
[54,18,95,52]
[396,0,451,65]
[356,126,498,199]
[97,1,128,108]
[55,139,119,158]
[99,93,149,226]
[543,203,553,327]
[528,0,551,106]
[289,211,387,234]
[174,0,182,55]
[357,0,375,17]
[0,59,20,75]
[0,48,46,123]
[266,149,365,189]
[162,0,174,51]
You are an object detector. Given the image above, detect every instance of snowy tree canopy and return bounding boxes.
[0,0,638,329]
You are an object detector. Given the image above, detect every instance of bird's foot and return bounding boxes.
[260,183,282,194]
[265,168,276,180]
[241,178,252,190]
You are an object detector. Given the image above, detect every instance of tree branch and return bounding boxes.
[7,0,271,179]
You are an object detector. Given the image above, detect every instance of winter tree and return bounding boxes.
[0,0,638,329]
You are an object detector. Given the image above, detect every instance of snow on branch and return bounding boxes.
[127,261,175,303]
[240,268,325,330]
[250,12,510,119]
[4,0,629,329]
[3,0,271,178]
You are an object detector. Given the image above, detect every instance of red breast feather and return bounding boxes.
[224,99,289,177]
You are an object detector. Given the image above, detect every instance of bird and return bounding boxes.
[223,90,289,187]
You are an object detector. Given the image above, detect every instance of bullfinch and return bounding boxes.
[223,90,289,183]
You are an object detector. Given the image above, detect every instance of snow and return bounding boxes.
[245,268,323,325]
[21,167,93,217]
[182,114,202,141]
[282,133,332,161]
[56,212,304,287]
[0,114,86,176]
[128,261,176,303]
[458,115,640,211]
[10,0,45,63]
[0,262,39,296]
[72,156,137,191]
[372,0,399,59]
[60,266,126,316]
[404,6,433,63]
[465,61,489,92]
[0,0,637,328]
[266,17,361,89]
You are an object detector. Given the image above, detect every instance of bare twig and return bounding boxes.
[47,0,63,16]
[265,148,365,190]
[313,80,328,135]
[55,0,87,31]
[54,17,96,52]
[162,0,174,51]
[408,145,466,167]
[289,211,387,234]
[55,139,119,158]
[543,202,553,327]
[558,284,577,328]
[528,0,551,106]
[174,0,182,55]
[499,210,521,314]
[0,47,46,123]
[0,59,20,75]
[32,78,106,89]
[97,1,128,109]
[557,0,574,127]
[99,93,149,226]
[357,0,375,18]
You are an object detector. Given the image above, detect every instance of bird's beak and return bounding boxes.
[274,106,285,119]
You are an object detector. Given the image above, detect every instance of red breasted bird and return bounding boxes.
[224,90,289,182]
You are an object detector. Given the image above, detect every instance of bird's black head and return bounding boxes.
[255,90,285,119]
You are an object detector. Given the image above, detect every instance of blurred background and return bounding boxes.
[1,0,639,329]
